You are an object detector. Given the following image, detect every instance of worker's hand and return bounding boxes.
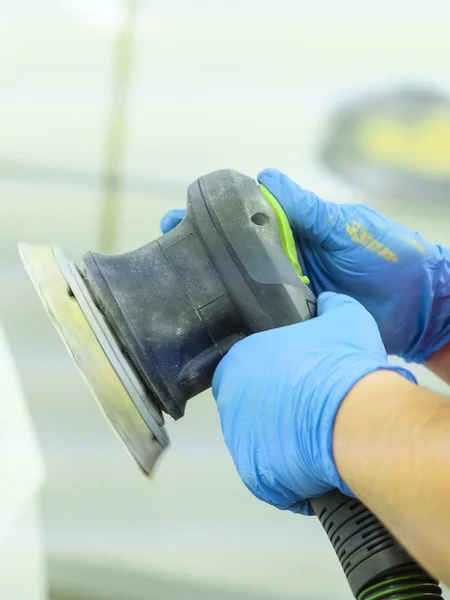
[257,169,450,363]
[161,173,450,363]
[211,292,416,515]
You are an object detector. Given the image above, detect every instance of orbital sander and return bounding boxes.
[19,169,442,600]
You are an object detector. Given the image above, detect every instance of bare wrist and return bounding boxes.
[333,370,415,489]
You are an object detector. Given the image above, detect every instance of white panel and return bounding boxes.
[0,502,47,600]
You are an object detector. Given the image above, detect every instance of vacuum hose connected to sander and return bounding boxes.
[19,169,442,600]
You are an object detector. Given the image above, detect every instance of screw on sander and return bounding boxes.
[19,169,442,599]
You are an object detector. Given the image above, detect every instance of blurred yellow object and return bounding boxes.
[358,108,450,177]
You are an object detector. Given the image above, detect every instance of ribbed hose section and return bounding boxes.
[358,566,442,600]
[310,491,443,600]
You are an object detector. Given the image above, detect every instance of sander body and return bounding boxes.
[19,169,441,600]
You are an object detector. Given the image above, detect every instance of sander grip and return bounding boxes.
[309,492,436,598]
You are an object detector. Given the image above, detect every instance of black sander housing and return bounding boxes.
[83,170,316,422]
[19,169,442,600]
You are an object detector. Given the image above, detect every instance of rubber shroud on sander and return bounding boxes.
[20,169,316,476]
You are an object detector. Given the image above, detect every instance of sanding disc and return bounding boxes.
[19,244,169,476]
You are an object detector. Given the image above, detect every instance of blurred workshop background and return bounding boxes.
[1,1,450,599]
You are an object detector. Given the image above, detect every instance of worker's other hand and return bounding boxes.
[257,169,450,363]
[161,173,450,363]
[212,292,415,514]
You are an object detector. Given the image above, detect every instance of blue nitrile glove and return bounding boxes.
[211,292,416,515]
[161,174,450,363]
[159,208,416,513]
[257,169,450,364]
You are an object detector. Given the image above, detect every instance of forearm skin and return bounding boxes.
[333,370,450,584]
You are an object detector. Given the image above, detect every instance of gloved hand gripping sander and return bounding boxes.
[19,170,441,600]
